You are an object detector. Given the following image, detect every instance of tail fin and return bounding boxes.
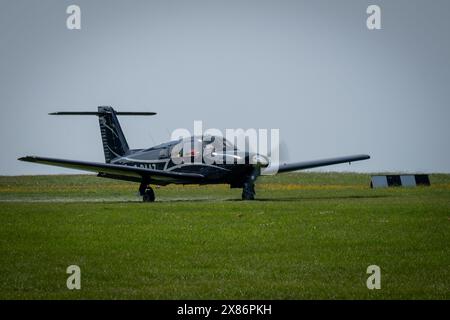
[97,106,130,162]
[50,106,156,163]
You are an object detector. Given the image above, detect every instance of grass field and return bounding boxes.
[0,172,449,299]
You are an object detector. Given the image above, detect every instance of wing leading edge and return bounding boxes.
[276,154,370,173]
[18,156,204,184]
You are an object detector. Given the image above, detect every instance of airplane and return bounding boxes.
[18,106,370,201]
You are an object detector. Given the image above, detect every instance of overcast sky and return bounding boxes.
[1,0,449,175]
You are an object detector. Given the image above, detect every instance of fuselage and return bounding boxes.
[110,136,266,187]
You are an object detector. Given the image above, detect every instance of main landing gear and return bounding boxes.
[139,182,155,202]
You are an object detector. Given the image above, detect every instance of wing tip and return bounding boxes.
[18,156,36,162]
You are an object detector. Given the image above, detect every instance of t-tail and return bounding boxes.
[50,106,156,163]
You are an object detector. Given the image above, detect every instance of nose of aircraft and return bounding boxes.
[248,153,270,167]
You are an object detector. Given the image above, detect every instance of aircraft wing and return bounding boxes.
[276,154,370,173]
[18,156,204,185]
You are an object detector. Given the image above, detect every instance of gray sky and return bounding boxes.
[1,0,449,175]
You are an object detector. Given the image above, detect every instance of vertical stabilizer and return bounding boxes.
[97,106,129,162]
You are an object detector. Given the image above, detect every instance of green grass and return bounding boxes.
[0,172,449,299]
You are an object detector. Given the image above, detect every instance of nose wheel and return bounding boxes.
[242,182,255,200]
[241,167,259,200]
[139,183,155,202]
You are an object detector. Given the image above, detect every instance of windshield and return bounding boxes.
[177,136,237,155]
[204,136,236,151]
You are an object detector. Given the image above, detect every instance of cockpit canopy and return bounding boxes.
[179,135,235,150]
[141,135,239,161]
[173,135,237,158]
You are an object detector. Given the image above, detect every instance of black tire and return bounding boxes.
[143,187,155,202]
[242,183,255,200]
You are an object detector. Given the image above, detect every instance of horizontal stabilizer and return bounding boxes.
[49,111,156,116]
[49,106,156,163]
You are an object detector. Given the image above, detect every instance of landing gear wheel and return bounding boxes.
[142,187,155,202]
[242,182,255,200]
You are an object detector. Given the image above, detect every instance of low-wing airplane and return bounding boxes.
[19,106,370,201]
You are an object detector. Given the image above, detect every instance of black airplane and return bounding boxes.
[19,106,370,201]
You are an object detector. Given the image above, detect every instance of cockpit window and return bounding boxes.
[202,136,236,151]
[223,138,234,149]
[175,136,237,155]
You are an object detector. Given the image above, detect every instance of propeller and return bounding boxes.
[261,139,289,175]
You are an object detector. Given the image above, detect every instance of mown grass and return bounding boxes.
[0,172,449,299]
